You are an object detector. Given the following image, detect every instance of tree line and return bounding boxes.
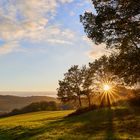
[57,55,125,108]
[0,101,58,117]
[57,0,140,108]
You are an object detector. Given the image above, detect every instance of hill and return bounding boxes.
[0,95,58,113]
[0,106,139,140]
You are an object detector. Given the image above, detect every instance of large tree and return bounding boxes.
[80,0,140,51]
[80,0,140,85]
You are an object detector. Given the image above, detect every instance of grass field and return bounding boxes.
[0,106,140,140]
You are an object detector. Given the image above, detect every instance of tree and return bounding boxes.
[89,55,124,88]
[80,0,140,52]
[57,65,97,108]
[89,55,125,106]
[57,80,77,103]
[108,52,140,85]
[81,66,94,107]
[57,65,83,107]
[80,0,140,85]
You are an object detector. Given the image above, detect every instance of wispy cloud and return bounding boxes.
[0,41,19,54]
[0,0,74,54]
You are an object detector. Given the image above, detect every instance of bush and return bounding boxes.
[129,96,140,106]
[67,105,98,117]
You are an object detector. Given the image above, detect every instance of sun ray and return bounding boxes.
[95,74,124,107]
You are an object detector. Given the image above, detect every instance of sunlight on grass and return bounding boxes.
[0,107,139,140]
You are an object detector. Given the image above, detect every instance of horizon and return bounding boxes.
[0,91,57,97]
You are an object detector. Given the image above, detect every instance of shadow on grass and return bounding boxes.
[0,107,140,140]
[104,108,118,140]
[113,106,140,139]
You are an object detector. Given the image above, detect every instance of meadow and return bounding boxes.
[0,106,140,140]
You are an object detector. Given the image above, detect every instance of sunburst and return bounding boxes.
[99,81,120,107]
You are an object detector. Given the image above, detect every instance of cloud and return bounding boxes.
[46,39,73,45]
[0,0,74,54]
[88,44,109,59]
[24,25,75,45]
[0,41,19,54]
[82,36,110,59]
[59,0,74,3]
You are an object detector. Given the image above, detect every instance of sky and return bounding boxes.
[0,0,108,95]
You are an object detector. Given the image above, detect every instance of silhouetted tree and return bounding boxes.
[89,55,124,87]
[108,52,140,85]
[57,58,124,108]
[89,55,125,107]
[80,0,140,85]
[81,66,94,107]
[80,0,140,52]
[57,65,84,107]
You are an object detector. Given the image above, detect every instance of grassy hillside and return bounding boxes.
[0,106,140,140]
[0,95,58,112]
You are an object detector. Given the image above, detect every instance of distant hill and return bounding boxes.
[0,95,58,113]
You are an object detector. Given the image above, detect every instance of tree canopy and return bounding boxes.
[80,0,140,52]
[57,59,124,108]
[57,0,140,109]
[80,0,140,85]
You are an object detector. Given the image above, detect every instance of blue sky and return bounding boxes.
[0,0,108,95]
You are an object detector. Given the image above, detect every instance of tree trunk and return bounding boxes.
[78,95,82,107]
[107,94,111,108]
[87,94,91,108]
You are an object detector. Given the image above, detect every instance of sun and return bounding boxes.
[103,84,111,91]
[99,79,121,107]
